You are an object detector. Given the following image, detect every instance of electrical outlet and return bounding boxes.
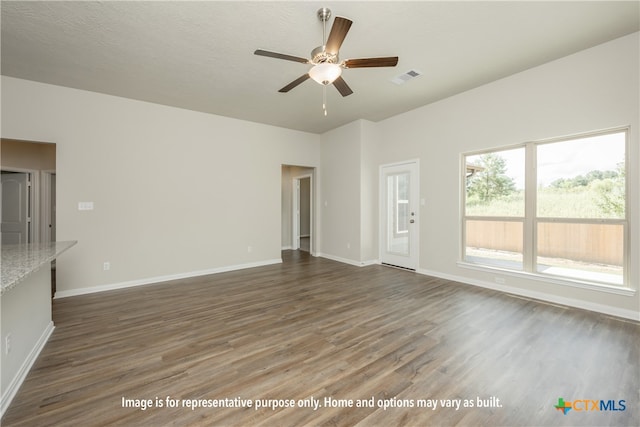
[103,262,111,271]
[5,333,12,355]
[247,246,253,253]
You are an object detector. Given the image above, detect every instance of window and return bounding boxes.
[462,129,628,287]
[465,147,525,269]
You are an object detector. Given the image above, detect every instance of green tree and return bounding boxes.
[550,169,618,189]
[467,153,516,203]
[592,162,625,217]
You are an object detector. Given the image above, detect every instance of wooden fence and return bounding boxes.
[466,220,623,265]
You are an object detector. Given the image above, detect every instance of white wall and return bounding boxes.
[360,120,379,263]
[319,121,363,264]
[1,77,321,295]
[318,120,379,265]
[372,33,639,319]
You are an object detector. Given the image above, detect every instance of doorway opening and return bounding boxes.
[281,165,315,255]
[1,139,57,295]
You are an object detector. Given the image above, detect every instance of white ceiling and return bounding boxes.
[2,1,638,134]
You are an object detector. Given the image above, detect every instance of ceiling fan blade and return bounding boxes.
[344,57,399,68]
[254,49,309,64]
[332,76,353,97]
[278,74,310,93]
[325,17,353,55]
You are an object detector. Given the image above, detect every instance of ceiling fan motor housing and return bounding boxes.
[311,45,339,65]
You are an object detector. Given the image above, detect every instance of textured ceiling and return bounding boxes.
[2,1,639,134]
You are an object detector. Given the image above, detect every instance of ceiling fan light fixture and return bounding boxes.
[309,63,342,85]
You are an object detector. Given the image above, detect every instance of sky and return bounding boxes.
[468,131,625,189]
[536,132,625,187]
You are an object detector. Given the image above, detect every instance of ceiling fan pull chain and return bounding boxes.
[323,86,328,116]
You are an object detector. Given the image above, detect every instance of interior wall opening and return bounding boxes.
[281,165,315,255]
[1,138,57,295]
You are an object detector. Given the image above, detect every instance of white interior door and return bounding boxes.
[380,162,419,269]
[1,172,31,244]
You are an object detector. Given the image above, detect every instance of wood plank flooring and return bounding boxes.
[2,251,639,426]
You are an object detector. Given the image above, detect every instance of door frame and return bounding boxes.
[292,173,314,254]
[40,170,56,243]
[379,159,420,270]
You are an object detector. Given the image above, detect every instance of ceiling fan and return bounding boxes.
[254,8,399,115]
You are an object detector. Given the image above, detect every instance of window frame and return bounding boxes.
[460,127,631,293]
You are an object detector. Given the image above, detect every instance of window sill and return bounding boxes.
[457,261,636,297]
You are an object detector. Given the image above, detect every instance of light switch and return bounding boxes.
[78,202,94,211]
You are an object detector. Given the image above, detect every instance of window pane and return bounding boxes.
[465,148,525,217]
[537,132,625,219]
[465,220,523,269]
[537,222,623,285]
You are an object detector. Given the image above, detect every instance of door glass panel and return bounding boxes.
[386,172,410,256]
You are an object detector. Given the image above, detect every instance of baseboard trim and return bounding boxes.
[0,321,55,418]
[317,253,378,268]
[55,259,283,299]
[417,268,639,322]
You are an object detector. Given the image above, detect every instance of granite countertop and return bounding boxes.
[1,241,77,295]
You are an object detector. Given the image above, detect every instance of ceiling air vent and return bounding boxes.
[391,69,423,85]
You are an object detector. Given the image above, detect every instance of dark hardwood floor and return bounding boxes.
[2,251,638,426]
